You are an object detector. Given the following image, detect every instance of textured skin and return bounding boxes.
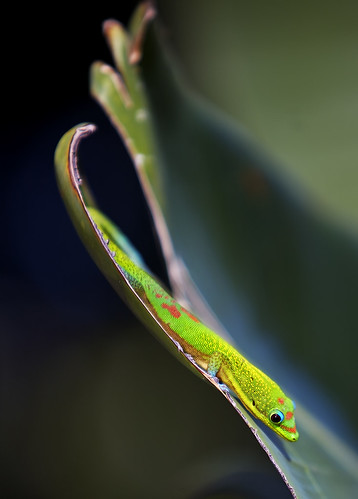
[93,212,299,442]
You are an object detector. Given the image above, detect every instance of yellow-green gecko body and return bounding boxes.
[91,208,299,442]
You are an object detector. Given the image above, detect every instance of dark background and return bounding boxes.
[1,1,165,342]
[1,5,174,495]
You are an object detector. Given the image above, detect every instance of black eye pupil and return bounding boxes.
[271,413,282,423]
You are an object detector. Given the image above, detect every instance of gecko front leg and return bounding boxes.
[207,351,223,377]
[207,351,233,396]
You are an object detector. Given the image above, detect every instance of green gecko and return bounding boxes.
[90,207,299,442]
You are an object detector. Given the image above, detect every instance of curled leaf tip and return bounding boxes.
[69,122,97,148]
[68,123,97,189]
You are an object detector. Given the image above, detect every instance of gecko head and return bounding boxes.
[246,365,299,441]
[266,397,299,442]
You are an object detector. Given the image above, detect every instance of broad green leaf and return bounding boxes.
[139,9,358,441]
[55,4,358,498]
[140,15,358,496]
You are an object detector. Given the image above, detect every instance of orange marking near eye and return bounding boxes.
[281,424,297,434]
[278,397,285,405]
[285,411,293,420]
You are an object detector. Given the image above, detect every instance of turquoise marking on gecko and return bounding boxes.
[90,207,299,442]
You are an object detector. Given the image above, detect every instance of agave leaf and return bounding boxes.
[139,9,358,441]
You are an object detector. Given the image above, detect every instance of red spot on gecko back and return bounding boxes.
[181,307,200,323]
[285,411,293,420]
[278,398,285,405]
[155,293,163,298]
[161,303,181,318]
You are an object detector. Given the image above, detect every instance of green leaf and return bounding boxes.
[140,8,358,433]
[140,13,358,498]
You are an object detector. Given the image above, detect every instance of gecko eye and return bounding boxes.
[269,409,284,425]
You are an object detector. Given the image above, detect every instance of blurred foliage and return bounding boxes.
[157,0,358,229]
